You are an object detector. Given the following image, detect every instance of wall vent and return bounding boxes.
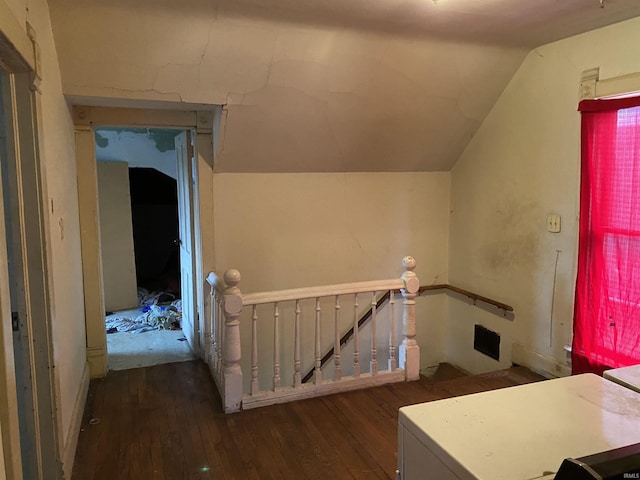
[474,324,500,361]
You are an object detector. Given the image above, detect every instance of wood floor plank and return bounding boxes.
[292,398,388,480]
[282,402,351,479]
[322,390,398,475]
[244,408,301,479]
[73,360,545,480]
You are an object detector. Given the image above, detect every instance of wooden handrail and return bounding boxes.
[301,283,512,383]
[419,284,514,312]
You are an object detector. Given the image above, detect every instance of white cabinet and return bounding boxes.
[397,374,640,480]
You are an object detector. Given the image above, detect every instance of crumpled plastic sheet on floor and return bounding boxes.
[135,304,181,330]
[106,300,183,334]
[106,316,157,334]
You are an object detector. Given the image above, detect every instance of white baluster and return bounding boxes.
[353,293,360,378]
[370,291,378,375]
[222,269,243,412]
[334,295,342,381]
[273,302,281,390]
[399,256,420,381]
[217,294,223,378]
[212,292,218,373]
[208,284,215,366]
[389,289,396,371]
[293,300,301,388]
[314,297,322,385]
[250,305,259,395]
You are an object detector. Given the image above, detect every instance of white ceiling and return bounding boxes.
[47,0,640,172]
[217,0,640,47]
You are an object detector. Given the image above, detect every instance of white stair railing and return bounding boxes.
[206,256,420,413]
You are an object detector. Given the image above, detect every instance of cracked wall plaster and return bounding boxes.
[48,2,528,172]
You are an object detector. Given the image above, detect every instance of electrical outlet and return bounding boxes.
[547,214,561,233]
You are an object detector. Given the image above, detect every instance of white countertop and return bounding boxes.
[604,364,640,393]
[399,374,640,480]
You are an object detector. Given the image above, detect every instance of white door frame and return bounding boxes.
[72,106,214,377]
[175,130,198,349]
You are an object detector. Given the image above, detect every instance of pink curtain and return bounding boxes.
[574,96,640,375]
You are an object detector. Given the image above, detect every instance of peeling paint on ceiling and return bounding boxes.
[94,129,180,179]
[95,128,181,153]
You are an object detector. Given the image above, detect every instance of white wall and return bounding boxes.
[97,161,138,312]
[213,172,450,384]
[448,16,640,376]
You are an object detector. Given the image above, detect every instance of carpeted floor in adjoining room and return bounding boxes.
[106,308,196,370]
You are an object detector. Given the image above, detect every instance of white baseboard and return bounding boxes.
[62,362,90,479]
[512,343,571,378]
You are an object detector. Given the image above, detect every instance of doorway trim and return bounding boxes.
[72,105,214,377]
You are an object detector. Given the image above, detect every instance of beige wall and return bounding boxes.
[47,0,527,173]
[214,172,450,289]
[2,0,88,476]
[30,4,88,473]
[213,172,450,376]
[448,16,640,376]
[97,161,138,312]
[3,0,24,27]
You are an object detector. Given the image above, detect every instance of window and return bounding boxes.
[573,96,640,375]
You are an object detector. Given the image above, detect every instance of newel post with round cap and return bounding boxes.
[222,269,243,413]
[399,256,420,381]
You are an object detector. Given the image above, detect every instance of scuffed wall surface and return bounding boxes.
[448,16,640,375]
[47,0,527,172]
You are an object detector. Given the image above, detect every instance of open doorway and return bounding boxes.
[95,127,196,370]
[74,106,215,379]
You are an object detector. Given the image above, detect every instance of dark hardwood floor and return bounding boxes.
[71,360,545,480]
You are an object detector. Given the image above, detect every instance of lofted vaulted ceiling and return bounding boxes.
[48,0,640,171]
[216,0,640,48]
